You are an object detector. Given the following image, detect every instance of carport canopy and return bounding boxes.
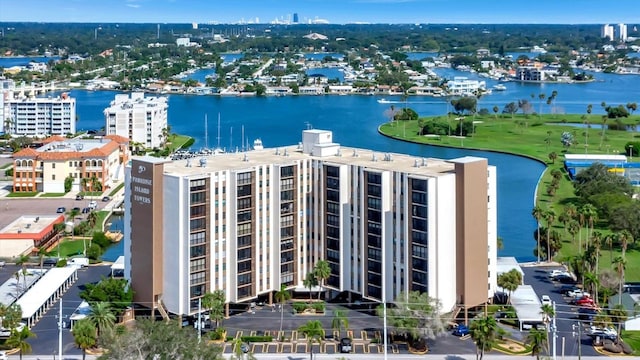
[111,256,125,277]
[510,285,543,325]
[16,266,77,326]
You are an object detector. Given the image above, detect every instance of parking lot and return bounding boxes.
[522,264,600,357]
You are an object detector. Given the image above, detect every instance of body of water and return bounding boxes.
[58,68,640,262]
[306,67,344,82]
[0,56,60,67]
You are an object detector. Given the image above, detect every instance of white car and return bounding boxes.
[0,350,7,360]
[567,289,590,299]
[588,326,617,339]
[541,295,552,306]
[88,200,98,210]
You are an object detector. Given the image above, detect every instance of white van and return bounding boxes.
[88,200,98,210]
[68,257,89,267]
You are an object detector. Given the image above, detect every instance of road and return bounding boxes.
[5,355,632,360]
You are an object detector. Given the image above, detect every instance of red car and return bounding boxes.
[576,297,596,306]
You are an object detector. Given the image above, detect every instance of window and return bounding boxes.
[52,174,56,180]
[190,232,206,245]
[190,218,206,230]
[190,245,206,258]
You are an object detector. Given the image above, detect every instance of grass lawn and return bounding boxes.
[7,192,37,198]
[168,134,193,152]
[48,238,88,258]
[0,163,12,169]
[108,183,124,197]
[621,331,640,355]
[380,113,640,281]
[79,191,103,197]
[93,211,110,232]
[40,192,66,197]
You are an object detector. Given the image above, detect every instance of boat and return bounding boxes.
[377,98,392,104]
[493,84,507,91]
[253,139,264,150]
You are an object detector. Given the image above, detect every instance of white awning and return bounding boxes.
[17,267,77,320]
[111,256,125,271]
[511,285,543,324]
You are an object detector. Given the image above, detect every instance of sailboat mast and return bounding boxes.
[217,112,221,150]
[241,125,245,152]
[204,113,209,149]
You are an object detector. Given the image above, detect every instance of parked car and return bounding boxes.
[558,285,581,295]
[550,271,572,280]
[102,196,111,202]
[43,258,59,267]
[88,200,98,210]
[72,207,81,213]
[0,350,7,360]
[578,307,598,321]
[340,338,352,353]
[588,326,617,340]
[568,290,590,299]
[56,207,66,213]
[556,275,577,284]
[82,207,91,214]
[541,295,551,306]
[68,257,89,267]
[575,296,596,307]
[75,194,84,200]
[452,324,469,336]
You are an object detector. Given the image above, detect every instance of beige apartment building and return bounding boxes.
[124,130,497,317]
[12,135,130,193]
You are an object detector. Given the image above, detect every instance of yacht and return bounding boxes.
[377,98,392,104]
[493,84,507,91]
[253,139,264,150]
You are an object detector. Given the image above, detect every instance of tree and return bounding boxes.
[0,304,22,330]
[331,309,349,336]
[613,256,626,305]
[274,284,291,334]
[298,320,324,360]
[502,102,518,118]
[548,152,557,164]
[73,319,97,360]
[532,206,543,263]
[202,290,226,328]
[574,163,634,201]
[492,105,499,119]
[79,277,133,313]
[609,304,628,342]
[378,291,446,343]
[469,315,499,360]
[313,260,331,301]
[451,97,477,115]
[526,328,547,360]
[543,209,556,261]
[303,272,317,301]
[99,318,222,360]
[7,326,36,360]
[540,304,554,355]
[88,301,116,339]
[497,269,521,303]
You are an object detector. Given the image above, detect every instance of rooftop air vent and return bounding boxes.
[186,159,192,167]
[336,149,342,157]
[352,150,358,157]
[275,148,280,155]
[199,157,207,167]
[243,153,249,162]
[372,154,377,162]
[414,159,420,167]
[422,158,427,167]
[283,149,288,157]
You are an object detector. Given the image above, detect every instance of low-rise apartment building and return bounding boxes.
[124,130,497,318]
[103,92,168,149]
[12,135,129,193]
[6,93,76,136]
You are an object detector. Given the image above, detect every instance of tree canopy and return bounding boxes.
[80,277,134,313]
[377,291,446,342]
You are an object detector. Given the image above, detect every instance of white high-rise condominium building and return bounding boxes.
[618,23,628,42]
[7,93,76,137]
[124,130,498,320]
[602,24,614,40]
[104,92,168,149]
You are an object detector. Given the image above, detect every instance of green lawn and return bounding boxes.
[94,211,110,232]
[168,134,194,152]
[380,113,640,280]
[0,163,12,170]
[6,192,38,198]
[48,238,88,258]
[79,191,103,197]
[621,331,640,355]
[108,183,124,196]
[40,192,66,197]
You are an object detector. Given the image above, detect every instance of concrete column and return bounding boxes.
[225,303,229,318]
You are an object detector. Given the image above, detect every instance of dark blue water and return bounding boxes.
[0,56,60,67]
[102,215,124,262]
[306,68,344,82]
[58,68,640,262]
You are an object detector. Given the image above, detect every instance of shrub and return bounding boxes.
[293,302,307,313]
[312,302,325,313]
[56,259,67,267]
[4,168,13,177]
[240,335,272,342]
[180,138,195,150]
[209,327,226,340]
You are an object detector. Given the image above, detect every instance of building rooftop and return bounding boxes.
[160,145,460,178]
[0,215,63,239]
[13,136,127,160]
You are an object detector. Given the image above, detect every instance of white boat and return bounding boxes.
[377,98,392,104]
[253,139,264,150]
[493,84,507,91]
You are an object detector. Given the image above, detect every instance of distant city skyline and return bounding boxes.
[0,0,639,25]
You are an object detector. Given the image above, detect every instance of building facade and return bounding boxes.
[6,93,76,136]
[103,92,168,149]
[125,130,497,317]
[12,135,129,193]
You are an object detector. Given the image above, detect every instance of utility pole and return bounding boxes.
[552,301,557,360]
[58,299,63,359]
[572,322,582,360]
[197,297,202,343]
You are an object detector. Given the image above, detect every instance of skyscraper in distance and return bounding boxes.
[293,13,299,24]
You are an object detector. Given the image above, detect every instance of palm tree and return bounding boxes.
[538,93,545,116]
[73,319,97,360]
[612,256,626,306]
[298,320,325,360]
[540,304,554,356]
[313,260,331,301]
[543,209,556,261]
[86,211,98,230]
[274,284,291,335]
[610,304,628,342]
[583,272,599,304]
[599,115,608,150]
[15,254,29,294]
[331,310,349,337]
[88,301,116,339]
[7,326,36,360]
[582,204,597,248]
[303,272,317,301]
[531,206,544,263]
[604,233,615,264]
[469,315,499,360]
[37,247,47,272]
[526,328,547,360]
